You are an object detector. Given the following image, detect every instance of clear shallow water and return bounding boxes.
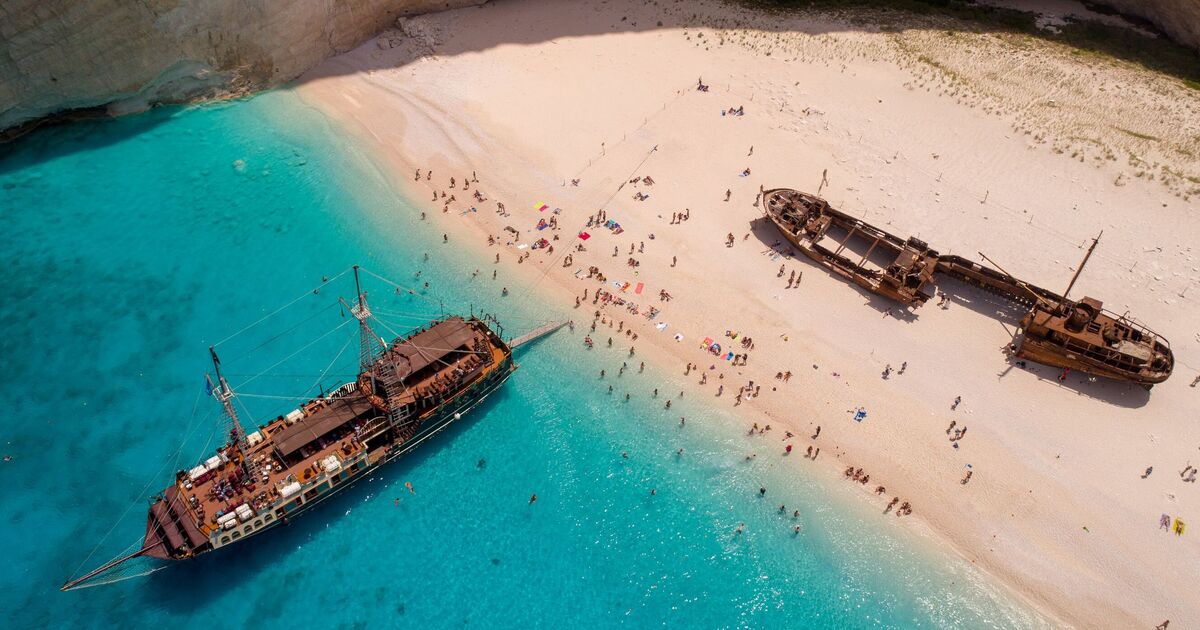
[0,91,1046,629]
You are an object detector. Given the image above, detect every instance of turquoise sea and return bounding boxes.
[0,91,1048,628]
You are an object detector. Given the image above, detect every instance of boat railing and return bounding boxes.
[1058,335,1140,371]
[325,381,358,400]
[359,414,392,440]
[1101,307,1170,347]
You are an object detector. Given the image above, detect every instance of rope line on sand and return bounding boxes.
[515,80,696,302]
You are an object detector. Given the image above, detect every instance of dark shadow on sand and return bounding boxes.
[4,0,1196,160]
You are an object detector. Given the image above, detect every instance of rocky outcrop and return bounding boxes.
[1093,0,1200,52]
[0,0,484,134]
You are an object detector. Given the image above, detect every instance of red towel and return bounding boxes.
[634,282,644,295]
[578,231,591,240]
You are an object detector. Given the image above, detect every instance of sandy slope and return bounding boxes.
[293,0,1200,626]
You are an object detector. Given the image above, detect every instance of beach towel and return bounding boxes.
[620,282,631,292]
[656,322,668,331]
[578,231,591,240]
[635,282,644,295]
[853,408,867,422]
[674,333,684,342]
[535,202,549,212]
[701,337,713,349]
[724,352,734,361]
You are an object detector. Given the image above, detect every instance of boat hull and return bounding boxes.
[763,188,937,307]
[189,357,516,560]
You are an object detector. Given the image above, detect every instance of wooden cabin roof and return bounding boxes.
[273,393,375,457]
[383,317,477,379]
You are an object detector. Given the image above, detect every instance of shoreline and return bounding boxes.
[290,85,1063,625]
[290,0,1199,626]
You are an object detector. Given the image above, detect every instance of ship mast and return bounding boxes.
[1061,231,1102,303]
[347,265,383,371]
[207,346,248,464]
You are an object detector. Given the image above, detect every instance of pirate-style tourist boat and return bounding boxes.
[62,267,566,590]
[763,188,1173,388]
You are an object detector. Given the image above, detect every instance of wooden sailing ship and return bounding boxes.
[62,267,565,590]
[763,188,1173,388]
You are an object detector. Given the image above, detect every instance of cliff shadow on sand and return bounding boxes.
[3,0,1198,158]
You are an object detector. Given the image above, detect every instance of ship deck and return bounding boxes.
[176,321,510,539]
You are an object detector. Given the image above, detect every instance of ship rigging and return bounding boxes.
[61,266,565,591]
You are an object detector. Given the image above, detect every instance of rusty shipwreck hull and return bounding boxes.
[763,188,939,306]
[762,187,1173,387]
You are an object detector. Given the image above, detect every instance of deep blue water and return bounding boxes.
[0,92,1046,628]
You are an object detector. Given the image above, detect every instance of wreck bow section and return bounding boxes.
[763,188,938,306]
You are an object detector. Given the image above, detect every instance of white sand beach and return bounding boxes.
[294,0,1200,626]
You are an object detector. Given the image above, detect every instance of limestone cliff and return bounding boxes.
[1093,0,1200,52]
[0,0,483,133]
[2,0,1196,136]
